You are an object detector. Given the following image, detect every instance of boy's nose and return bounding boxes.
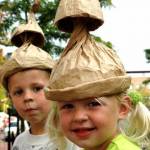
[23,90,34,102]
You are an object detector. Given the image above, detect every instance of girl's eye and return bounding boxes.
[88,100,101,107]
[60,103,74,110]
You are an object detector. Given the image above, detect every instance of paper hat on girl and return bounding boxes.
[45,23,131,101]
[11,12,45,48]
[54,0,104,32]
[45,0,131,101]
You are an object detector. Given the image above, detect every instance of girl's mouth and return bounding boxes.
[72,127,96,139]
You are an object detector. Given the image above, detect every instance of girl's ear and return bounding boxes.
[119,96,131,119]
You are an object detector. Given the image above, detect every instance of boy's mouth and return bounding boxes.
[25,108,38,114]
[25,108,37,111]
[25,102,37,110]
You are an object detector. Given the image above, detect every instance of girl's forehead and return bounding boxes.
[57,98,94,103]
[57,96,114,104]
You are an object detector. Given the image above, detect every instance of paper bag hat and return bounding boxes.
[54,0,104,32]
[11,12,45,48]
[0,42,54,90]
[44,0,131,101]
[45,24,131,101]
[0,6,54,90]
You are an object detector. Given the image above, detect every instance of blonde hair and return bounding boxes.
[46,101,67,150]
[117,92,150,148]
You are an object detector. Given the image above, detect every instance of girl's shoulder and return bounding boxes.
[107,134,141,150]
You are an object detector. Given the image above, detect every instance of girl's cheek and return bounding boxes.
[59,112,66,121]
[60,113,69,123]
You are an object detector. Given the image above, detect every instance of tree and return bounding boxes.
[0,0,113,56]
[129,78,150,109]
[144,49,150,63]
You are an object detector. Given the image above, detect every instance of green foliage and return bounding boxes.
[0,86,10,112]
[142,78,150,85]
[94,36,113,49]
[144,49,150,63]
[100,0,113,8]
[0,85,6,99]
[128,90,143,105]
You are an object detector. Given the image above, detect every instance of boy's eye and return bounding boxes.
[33,86,43,92]
[13,89,23,96]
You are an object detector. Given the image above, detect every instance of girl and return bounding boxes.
[45,0,150,149]
[54,92,150,150]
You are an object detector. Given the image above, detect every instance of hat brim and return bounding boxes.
[45,76,131,101]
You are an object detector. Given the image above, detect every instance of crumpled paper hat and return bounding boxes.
[11,12,45,48]
[54,0,104,32]
[0,42,54,90]
[45,24,131,101]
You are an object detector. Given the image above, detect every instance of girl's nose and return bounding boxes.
[73,108,88,123]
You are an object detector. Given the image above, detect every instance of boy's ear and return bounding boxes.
[7,92,12,100]
[119,96,131,119]
[7,93,14,106]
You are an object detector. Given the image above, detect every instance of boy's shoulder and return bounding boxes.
[107,134,141,150]
[12,130,58,150]
[13,130,30,144]
[66,138,82,150]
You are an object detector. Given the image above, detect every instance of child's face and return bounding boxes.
[57,96,129,150]
[8,69,51,126]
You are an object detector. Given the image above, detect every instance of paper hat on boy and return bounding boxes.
[54,0,104,32]
[0,42,54,90]
[0,6,54,90]
[45,0,131,101]
[11,12,45,48]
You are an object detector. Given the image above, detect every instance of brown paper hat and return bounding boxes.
[11,12,45,48]
[54,0,104,32]
[0,42,54,90]
[45,25,131,101]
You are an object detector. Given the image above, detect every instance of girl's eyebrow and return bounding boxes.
[95,97,107,105]
[58,101,72,106]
